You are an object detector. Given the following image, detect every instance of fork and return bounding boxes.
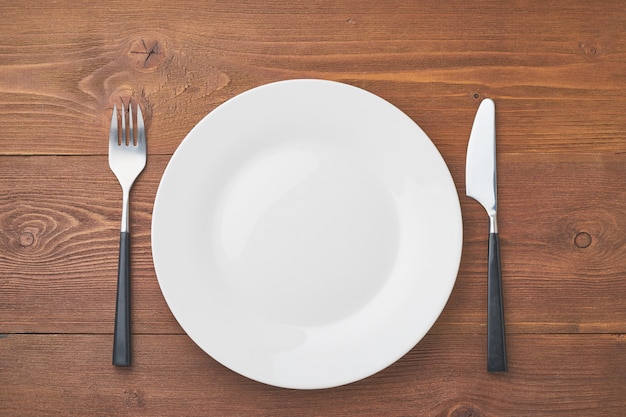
[109,102,146,366]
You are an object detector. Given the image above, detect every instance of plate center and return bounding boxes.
[213,140,400,326]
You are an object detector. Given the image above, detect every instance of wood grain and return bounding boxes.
[2,152,626,335]
[1,1,625,156]
[1,0,626,415]
[0,333,624,417]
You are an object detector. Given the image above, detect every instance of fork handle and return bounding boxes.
[113,231,131,367]
[487,232,507,372]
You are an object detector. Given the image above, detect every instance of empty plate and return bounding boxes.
[151,79,462,389]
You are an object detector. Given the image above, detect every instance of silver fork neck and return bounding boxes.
[120,188,130,233]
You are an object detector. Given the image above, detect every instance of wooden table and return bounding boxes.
[1,1,625,415]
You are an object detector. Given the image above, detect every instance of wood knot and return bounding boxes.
[18,231,35,247]
[579,41,602,58]
[574,231,592,249]
[14,225,42,250]
[123,389,144,408]
[128,36,168,72]
[91,32,231,118]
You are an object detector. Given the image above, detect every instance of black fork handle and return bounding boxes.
[113,231,131,366]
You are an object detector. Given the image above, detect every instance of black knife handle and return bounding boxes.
[487,232,507,372]
[113,231,131,367]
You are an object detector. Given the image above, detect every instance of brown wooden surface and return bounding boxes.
[1,1,625,415]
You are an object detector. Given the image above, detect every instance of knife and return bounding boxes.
[465,98,507,372]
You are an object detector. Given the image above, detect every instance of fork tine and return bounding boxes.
[109,104,118,147]
[136,104,146,150]
[129,103,134,146]
[121,103,126,145]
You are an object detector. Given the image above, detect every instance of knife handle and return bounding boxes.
[113,231,131,367]
[488,232,507,372]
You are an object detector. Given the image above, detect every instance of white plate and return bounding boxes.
[152,79,462,389]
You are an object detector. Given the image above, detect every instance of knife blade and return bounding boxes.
[465,98,507,372]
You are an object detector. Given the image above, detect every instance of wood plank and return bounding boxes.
[497,153,626,333]
[2,152,626,334]
[0,155,178,334]
[0,1,625,155]
[0,333,624,416]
